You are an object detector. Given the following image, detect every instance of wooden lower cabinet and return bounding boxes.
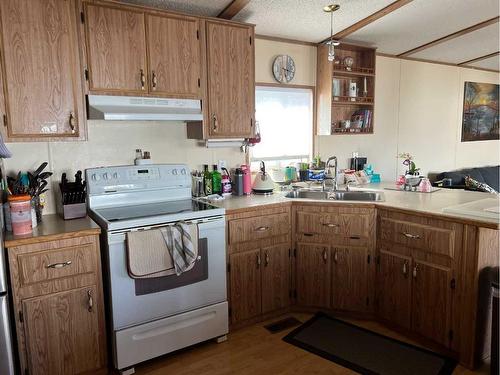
[7,234,106,375]
[411,260,452,347]
[331,246,370,312]
[295,243,330,308]
[229,249,261,323]
[376,249,412,329]
[261,244,290,314]
[22,285,101,375]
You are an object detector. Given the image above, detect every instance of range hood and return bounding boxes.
[87,95,203,121]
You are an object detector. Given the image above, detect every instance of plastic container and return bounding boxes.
[240,164,251,195]
[9,195,32,235]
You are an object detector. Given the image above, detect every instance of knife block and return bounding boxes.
[61,202,86,220]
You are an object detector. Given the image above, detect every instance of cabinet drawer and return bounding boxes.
[17,243,97,286]
[297,233,370,247]
[297,211,370,237]
[229,213,290,244]
[379,217,455,258]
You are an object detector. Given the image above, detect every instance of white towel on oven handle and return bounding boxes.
[160,222,198,276]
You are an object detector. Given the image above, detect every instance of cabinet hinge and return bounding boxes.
[19,311,23,323]
[84,68,89,81]
[2,114,7,128]
[448,329,454,341]
[294,248,297,257]
[450,278,456,289]
[80,11,85,23]
[249,36,252,45]
[367,254,371,264]
[288,248,291,257]
[197,78,201,87]
[196,30,199,39]
[250,118,253,127]
[226,263,230,273]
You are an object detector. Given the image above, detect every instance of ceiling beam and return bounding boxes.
[319,0,413,43]
[398,16,500,57]
[217,0,250,19]
[458,51,500,66]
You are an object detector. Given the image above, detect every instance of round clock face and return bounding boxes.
[272,55,295,83]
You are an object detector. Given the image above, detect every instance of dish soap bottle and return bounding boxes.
[212,165,222,195]
[203,164,212,195]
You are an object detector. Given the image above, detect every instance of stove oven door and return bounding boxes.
[106,216,226,330]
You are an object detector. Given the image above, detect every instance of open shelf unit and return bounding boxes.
[316,43,376,135]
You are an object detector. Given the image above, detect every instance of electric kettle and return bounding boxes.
[252,161,274,194]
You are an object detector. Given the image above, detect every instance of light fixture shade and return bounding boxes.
[324,4,340,62]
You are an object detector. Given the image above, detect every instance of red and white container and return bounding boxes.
[9,195,32,235]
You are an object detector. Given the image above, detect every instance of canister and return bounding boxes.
[232,168,244,196]
[240,164,251,195]
[9,194,32,235]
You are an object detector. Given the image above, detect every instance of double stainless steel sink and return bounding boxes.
[285,189,385,202]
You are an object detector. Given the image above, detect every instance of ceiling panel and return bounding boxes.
[119,0,231,17]
[345,0,500,55]
[408,22,499,64]
[465,55,500,71]
[233,0,395,43]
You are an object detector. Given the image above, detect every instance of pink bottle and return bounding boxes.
[241,164,252,195]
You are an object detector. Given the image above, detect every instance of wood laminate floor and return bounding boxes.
[133,313,490,375]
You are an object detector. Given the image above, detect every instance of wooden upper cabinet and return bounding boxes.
[22,285,102,375]
[0,0,85,140]
[84,3,147,93]
[206,21,254,138]
[146,14,201,98]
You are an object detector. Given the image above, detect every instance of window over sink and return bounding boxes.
[250,86,313,172]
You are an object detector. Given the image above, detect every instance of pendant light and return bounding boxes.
[323,4,340,62]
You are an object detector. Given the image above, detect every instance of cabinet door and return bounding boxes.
[22,286,101,375]
[0,0,84,139]
[206,21,254,138]
[146,14,201,97]
[229,249,261,324]
[85,3,147,93]
[261,244,290,314]
[411,260,452,347]
[377,249,412,330]
[331,246,370,312]
[295,243,330,308]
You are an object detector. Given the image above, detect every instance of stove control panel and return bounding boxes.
[86,164,191,195]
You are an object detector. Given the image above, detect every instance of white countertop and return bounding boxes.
[205,182,499,228]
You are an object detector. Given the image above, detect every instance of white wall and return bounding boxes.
[3,121,245,214]
[317,56,500,181]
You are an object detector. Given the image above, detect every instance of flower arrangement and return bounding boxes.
[398,153,420,176]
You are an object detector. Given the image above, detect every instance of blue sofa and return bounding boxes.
[434,165,499,192]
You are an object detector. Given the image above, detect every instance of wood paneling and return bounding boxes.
[0,0,85,140]
[411,260,452,347]
[261,244,290,314]
[331,246,370,313]
[85,3,147,93]
[297,211,371,237]
[229,212,290,245]
[23,285,101,375]
[377,249,412,330]
[206,21,254,138]
[295,243,330,308]
[229,249,261,323]
[217,0,251,20]
[146,14,201,97]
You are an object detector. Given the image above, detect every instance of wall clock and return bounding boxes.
[272,55,296,83]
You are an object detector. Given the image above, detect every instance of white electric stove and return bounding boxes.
[86,164,228,375]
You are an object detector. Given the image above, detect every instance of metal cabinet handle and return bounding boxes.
[412,265,418,278]
[87,290,93,312]
[46,260,72,269]
[69,112,76,134]
[140,69,146,90]
[322,223,339,228]
[255,226,269,232]
[333,250,338,263]
[256,254,261,269]
[212,114,218,132]
[402,261,408,277]
[402,232,420,239]
[151,71,157,90]
[322,249,328,263]
[264,252,269,267]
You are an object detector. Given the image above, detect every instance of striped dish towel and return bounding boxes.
[160,222,198,276]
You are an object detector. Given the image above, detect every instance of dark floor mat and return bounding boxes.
[283,312,456,375]
[264,316,302,334]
